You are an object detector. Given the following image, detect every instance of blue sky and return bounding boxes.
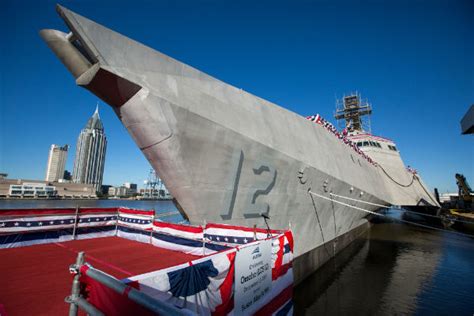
[0,0,472,191]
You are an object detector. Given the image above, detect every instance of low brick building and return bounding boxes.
[0,178,97,199]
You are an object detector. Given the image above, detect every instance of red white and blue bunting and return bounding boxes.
[0,208,117,248]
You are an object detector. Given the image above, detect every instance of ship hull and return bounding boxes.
[118,89,378,283]
[41,5,439,283]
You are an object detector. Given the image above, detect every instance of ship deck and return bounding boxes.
[0,237,200,316]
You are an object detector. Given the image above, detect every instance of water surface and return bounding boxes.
[295,210,474,315]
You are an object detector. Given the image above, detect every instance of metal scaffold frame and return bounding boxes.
[334,92,372,133]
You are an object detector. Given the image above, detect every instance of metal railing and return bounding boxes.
[66,252,195,316]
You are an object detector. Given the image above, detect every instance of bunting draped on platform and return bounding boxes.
[116,229,294,316]
[123,250,236,315]
[204,222,270,245]
[0,208,117,248]
[116,208,154,243]
[151,221,230,256]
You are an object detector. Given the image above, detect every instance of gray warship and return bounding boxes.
[40,5,439,284]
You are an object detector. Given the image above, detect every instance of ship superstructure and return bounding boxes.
[40,5,439,283]
[334,93,437,207]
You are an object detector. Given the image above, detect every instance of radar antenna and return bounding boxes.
[335,92,372,133]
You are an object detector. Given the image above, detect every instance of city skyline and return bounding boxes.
[0,0,472,192]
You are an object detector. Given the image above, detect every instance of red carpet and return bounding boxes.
[0,237,199,316]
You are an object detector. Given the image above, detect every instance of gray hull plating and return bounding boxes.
[41,5,438,283]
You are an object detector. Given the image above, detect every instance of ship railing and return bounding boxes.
[66,251,194,316]
[307,114,378,166]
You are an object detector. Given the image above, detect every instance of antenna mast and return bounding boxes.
[334,92,372,133]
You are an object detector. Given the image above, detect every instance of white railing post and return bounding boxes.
[150,210,155,244]
[202,220,206,256]
[72,206,79,240]
[114,208,119,236]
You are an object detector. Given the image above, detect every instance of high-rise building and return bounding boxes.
[63,170,72,180]
[45,144,69,182]
[72,106,107,192]
[124,182,138,195]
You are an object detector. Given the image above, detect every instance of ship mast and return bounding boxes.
[334,92,372,133]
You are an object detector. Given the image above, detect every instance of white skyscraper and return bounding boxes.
[72,106,107,192]
[45,144,69,182]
